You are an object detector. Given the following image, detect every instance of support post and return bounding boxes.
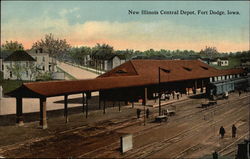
[143,88,147,126]
[99,96,101,110]
[16,97,24,126]
[40,97,47,129]
[201,80,204,93]
[82,93,85,113]
[143,88,148,106]
[119,101,121,112]
[86,98,88,118]
[158,67,161,116]
[103,99,106,114]
[64,95,68,123]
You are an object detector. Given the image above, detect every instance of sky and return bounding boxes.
[1,1,249,52]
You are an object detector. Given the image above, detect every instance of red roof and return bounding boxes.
[7,60,244,98]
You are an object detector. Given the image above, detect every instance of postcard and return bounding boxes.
[0,1,249,158]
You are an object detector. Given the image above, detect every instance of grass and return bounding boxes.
[211,57,241,70]
[0,80,25,94]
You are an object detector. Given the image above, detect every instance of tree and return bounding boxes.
[36,72,53,81]
[116,49,134,59]
[32,33,71,57]
[26,62,39,81]
[69,46,91,65]
[92,43,114,60]
[200,46,219,58]
[1,40,24,51]
[7,62,25,80]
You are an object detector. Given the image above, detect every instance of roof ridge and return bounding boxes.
[128,60,139,75]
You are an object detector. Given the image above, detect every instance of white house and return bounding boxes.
[2,49,63,81]
[93,54,127,71]
[3,50,37,81]
[217,57,229,66]
[28,48,57,72]
[210,59,218,65]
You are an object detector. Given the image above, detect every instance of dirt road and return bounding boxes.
[57,62,98,79]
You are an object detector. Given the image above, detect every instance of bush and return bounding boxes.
[36,72,53,81]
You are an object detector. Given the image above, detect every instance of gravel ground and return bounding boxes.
[0,92,249,158]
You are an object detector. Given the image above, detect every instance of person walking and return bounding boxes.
[172,91,175,99]
[212,151,218,159]
[146,108,150,118]
[177,93,180,100]
[219,126,226,138]
[137,109,141,119]
[232,124,237,138]
[239,91,241,96]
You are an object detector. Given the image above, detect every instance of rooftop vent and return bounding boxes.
[200,66,209,70]
[115,70,127,74]
[183,67,192,71]
[160,68,171,73]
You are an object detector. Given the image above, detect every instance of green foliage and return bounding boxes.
[132,49,198,60]
[1,40,24,51]
[36,72,53,81]
[116,49,134,59]
[26,62,39,81]
[6,62,25,80]
[91,43,114,59]
[69,46,91,65]
[0,80,24,94]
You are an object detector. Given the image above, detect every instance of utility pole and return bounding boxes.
[158,67,161,116]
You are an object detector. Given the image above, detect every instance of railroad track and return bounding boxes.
[174,112,249,159]
[1,93,248,158]
[218,132,249,156]
[122,95,249,158]
[79,94,249,158]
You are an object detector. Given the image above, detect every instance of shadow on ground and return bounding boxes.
[0,95,127,126]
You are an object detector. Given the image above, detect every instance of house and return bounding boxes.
[3,50,37,80]
[83,54,91,66]
[217,57,229,66]
[2,49,63,81]
[198,58,211,64]
[0,51,12,72]
[200,57,229,67]
[28,48,57,72]
[210,59,218,65]
[92,54,127,71]
[241,58,250,67]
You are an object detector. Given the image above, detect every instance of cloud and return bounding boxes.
[1,15,249,52]
[59,7,80,17]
